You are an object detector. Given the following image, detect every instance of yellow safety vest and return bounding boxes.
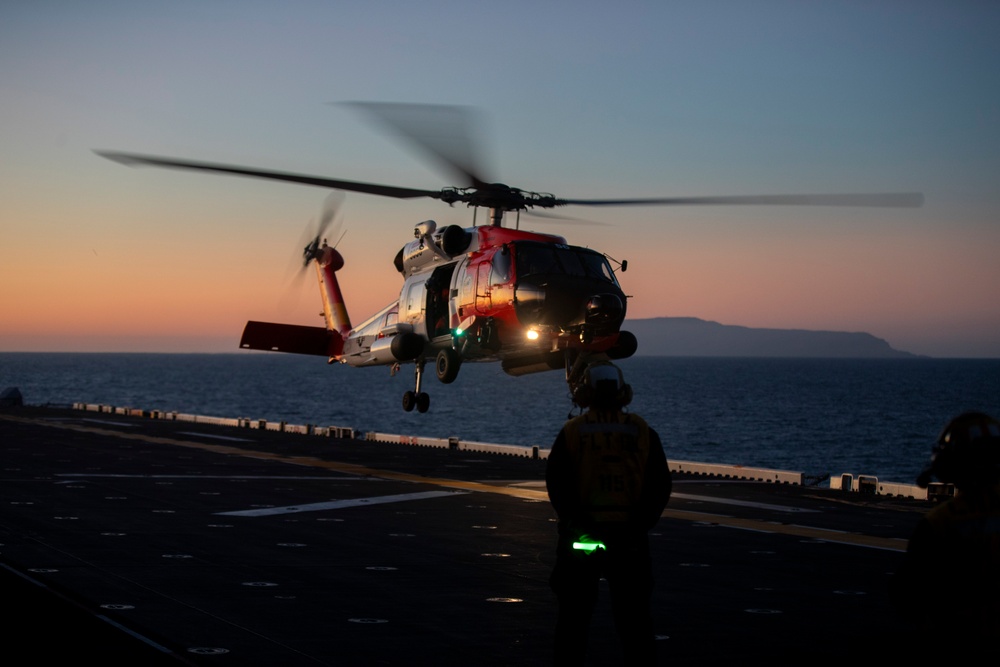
[561,411,652,524]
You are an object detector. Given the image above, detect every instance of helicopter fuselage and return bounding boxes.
[239,220,637,411]
[343,222,634,370]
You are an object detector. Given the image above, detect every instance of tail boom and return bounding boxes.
[317,246,352,336]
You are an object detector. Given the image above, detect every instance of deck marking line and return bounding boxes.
[671,492,819,513]
[176,431,255,442]
[664,508,907,552]
[217,490,471,516]
[80,419,138,427]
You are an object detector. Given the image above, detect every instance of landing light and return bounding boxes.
[526,329,540,341]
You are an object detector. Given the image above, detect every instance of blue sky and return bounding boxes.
[2,1,999,356]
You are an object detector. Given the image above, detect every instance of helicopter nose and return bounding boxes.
[585,293,623,325]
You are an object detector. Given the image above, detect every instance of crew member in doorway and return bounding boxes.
[546,361,672,665]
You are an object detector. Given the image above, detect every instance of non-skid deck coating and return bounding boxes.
[0,406,929,665]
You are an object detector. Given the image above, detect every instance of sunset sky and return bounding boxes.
[3,2,998,357]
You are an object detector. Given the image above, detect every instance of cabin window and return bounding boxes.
[460,269,475,306]
[404,281,425,321]
[491,248,511,283]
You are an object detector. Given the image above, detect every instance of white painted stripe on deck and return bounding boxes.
[216,490,471,516]
[177,431,255,442]
[664,508,908,552]
[671,492,818,513]
[80,419,138,427]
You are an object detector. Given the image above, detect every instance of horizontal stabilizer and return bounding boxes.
[240,321,343,357]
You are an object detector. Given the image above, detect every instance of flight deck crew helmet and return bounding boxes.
[916,411,1000,489]
[572,362,632,409]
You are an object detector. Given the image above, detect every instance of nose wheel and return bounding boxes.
[402,358,431,412]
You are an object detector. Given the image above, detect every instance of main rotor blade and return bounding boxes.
[342,102,491,190]
[521,210,609,226]
[556,193,924,208]
[94,151,442,200]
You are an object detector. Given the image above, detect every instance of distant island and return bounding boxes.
[625,317,917,358]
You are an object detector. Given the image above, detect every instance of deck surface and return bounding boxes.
[0,406,928,665]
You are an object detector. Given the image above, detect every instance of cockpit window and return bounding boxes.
[516,244,561,276]
[514,242,618,284]
[577,250,616,282]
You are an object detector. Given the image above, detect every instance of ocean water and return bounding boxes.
[2,353,998,484]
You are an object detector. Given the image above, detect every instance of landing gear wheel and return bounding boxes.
[435,348,461,384]
[404,359,430,413]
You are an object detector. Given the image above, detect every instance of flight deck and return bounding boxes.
[0,405,928,665]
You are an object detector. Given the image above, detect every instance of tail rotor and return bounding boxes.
[302,191,345,269]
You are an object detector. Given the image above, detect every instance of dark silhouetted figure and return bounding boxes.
[546,361,671,665]
[891,411,1000,646]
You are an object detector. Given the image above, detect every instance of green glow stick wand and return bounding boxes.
[572,539,606,553]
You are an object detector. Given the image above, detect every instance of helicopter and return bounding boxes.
[96,103,923,412]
